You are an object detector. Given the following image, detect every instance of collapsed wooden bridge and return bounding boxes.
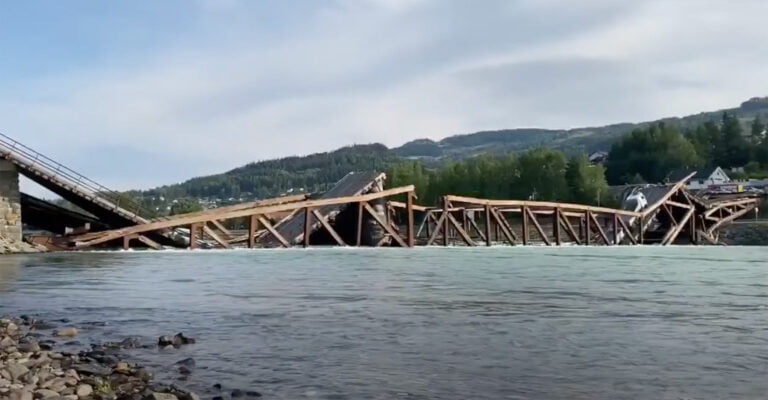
[0,133,760,250]
[404,174,761,247]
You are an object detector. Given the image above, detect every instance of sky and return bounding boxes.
[2,0,768,195]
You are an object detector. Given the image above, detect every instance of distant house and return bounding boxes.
[588,151,609,164]
[667,167,730,190]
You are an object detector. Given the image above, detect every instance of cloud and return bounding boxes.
[2,0,768,195]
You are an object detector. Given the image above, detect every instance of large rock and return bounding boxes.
[76,384,93,398]
[6,362,29,381]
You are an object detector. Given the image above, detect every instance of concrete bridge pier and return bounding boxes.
[0,159,22,243]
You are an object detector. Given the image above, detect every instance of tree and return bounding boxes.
[606,123,701,184]
[716,112,750,168]
[513,148,569,201]
[751,116,765,145]
[170,198,203,215]
[685,121,719,164]
[387,161,430,202]
[565,154,610,205]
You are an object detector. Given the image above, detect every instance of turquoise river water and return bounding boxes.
[0,247,767,399]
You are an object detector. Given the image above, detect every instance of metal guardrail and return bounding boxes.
[0,132,147,219]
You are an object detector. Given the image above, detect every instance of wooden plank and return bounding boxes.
[248,215,258,248]
[445,195,642,217]
[662,204,677,225]
[135,235,162,250]
[521,206,529,245]
[553,208,562,245]
[303,207,312,248]
[148,194,306,223]
[445,212,475,246]
[415,213,428,239]
[406,192,415,248]
[584,212,590,245]
[689,211,697,244]
[616,216,638,245]
[258,216,290,248]
[662,208,695,245]
[491,208,516,246]
[665,200,693,209]
[525,207,551,246]
[364,202,408,247]
[426,211,448,246]
[558,210,581,245]
[588,212,610,245]
[210,220,233,238]
[312,209,346,246]
[203,225,232,249]
[189,223,201,249]
[442,198,450,246]
[356,202,364,246]
[467,212,487,243]
[484,204,492,246]
[612,213,619,245]
[76,185,416,248]
[388,200,430,212]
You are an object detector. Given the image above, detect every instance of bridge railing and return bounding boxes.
[0,132,147,219]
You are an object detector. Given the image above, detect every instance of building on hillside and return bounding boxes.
[667,167,730,190]
[588,151,609,164]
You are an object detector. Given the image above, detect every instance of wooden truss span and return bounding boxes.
[411,177,760,247]
[73,185,417,250]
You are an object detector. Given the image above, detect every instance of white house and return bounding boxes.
[667,167,730,190]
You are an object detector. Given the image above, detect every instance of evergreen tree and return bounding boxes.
[717,112,750,167]
[751,116,765,145]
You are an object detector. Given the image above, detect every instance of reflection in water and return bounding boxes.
[0,254,25,292]
[0,247,767,400]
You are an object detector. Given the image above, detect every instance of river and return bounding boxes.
[0,247,767,399]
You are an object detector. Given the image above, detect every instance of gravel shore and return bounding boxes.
[1,316,202,400]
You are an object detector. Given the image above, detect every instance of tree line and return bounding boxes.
[607,113,768,184]
[388,149,613,207]
[388,113,768,207]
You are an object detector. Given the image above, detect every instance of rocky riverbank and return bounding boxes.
[1,317,257,400]
[0,236,45,254]
[721,222,768,245]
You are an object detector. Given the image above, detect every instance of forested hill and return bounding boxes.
[393,97,768,158]
[130,96,768,215]
[128,143,399,215]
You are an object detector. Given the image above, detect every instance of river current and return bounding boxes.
[0,247,766,399]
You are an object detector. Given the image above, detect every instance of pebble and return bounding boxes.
[76,383,93,397]
[150,393,179,400]
[53,327,78,337]
[35,389,60,399]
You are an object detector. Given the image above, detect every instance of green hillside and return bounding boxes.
[393,97,768,159]
[130,97,768,216]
